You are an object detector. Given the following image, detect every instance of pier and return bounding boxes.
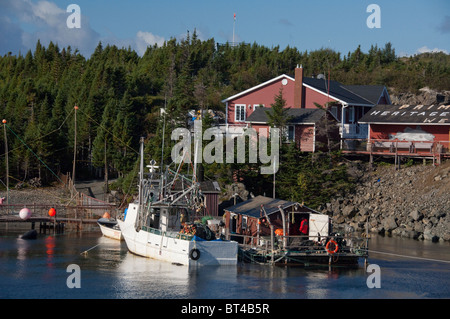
[0,203,119,232]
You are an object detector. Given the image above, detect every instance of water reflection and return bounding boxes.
[1,230,449,299]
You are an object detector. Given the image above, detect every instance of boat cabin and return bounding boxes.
[223,195,330,246]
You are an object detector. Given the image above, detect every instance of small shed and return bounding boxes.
[199,181,221,216]
[223,195,329,245]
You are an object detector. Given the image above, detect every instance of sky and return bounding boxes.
[0,0,449,58]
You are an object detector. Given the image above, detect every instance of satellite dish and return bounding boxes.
[317,74,325,80]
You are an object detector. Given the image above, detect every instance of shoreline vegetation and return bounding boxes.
[1,39,449,241]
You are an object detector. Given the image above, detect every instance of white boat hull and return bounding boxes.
[98,222,123,241]
[118,204,238,266]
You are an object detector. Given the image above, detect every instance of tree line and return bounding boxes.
[0,33,449,207]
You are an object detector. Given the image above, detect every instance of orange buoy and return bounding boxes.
[48,207,56,217]
[275,228,284,236]
[102,212,111,219]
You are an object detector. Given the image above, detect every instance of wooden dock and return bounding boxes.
[0,203,119,232]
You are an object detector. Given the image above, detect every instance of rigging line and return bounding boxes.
[368,249,450,264]
[77,108,139,155]
[5,124,65,185]
[0,108,75,158]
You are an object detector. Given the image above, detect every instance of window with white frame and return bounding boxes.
[242,216,248,230]
[235,104,246,122]
[284,125,295,142]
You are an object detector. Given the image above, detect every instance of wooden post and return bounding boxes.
[278,205,287,250]
[262,205,274,265]
[72,105,78,187]
[3,120,9,213]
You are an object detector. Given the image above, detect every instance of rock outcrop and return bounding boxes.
[390,87,450,106]
[322,160,450,242]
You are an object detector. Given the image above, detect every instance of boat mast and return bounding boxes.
[138,136,144,210]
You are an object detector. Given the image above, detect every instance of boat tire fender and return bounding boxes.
[189,248,201,260]
[326,240,339,254]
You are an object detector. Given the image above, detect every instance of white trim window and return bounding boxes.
[284,125,295,142]
[235,104,246,122]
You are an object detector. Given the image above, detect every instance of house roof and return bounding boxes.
[221,74,294,103]
[302,78,375,106]
[359,104,450,125]
[224,195,320,218]
[343,85,389,105]
[221,73,387,107]
[246,107,325,124]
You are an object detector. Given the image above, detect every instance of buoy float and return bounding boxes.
[19,207,31,220]
[275,228,284,236]
[48,207,56,217]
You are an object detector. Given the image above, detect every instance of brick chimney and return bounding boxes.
[294,65,304,108]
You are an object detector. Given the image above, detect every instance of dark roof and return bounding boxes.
[302,78,377,106]
[224,196,297,218]
[246,107,325,124]
[199,181,221,193]
[359,104,450,124]
[342,85,387,105]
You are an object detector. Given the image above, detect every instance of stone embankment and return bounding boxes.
[322,160,450,242]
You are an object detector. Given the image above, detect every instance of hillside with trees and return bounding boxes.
[1,33,449,207]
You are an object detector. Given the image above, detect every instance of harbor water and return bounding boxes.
[1,225,449,299]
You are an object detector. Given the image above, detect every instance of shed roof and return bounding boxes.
[224,195,319,218]
[246,107,325,124]
[359,104,450,125]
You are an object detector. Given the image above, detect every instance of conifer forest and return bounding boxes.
[1,33,449,208]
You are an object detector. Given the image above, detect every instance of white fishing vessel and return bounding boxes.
[118,138,238,266]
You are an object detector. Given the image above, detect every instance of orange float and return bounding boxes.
[48,207,56,217]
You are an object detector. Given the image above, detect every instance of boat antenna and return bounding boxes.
[138,136,144,209]
[161,94,166,170]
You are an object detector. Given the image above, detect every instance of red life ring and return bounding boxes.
[326,240,339,254]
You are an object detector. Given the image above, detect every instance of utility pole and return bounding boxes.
[2,119,9,211]
[72,105,78,187]
[233,13,236,45]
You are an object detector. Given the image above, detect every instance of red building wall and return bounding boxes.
[295,125,315,152]
[369,124,449,142]
[303,86,335,109]
[227,77,295,124]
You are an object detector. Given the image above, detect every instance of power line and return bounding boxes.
[368,249,450,264]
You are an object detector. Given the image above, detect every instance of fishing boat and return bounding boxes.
[97,216,123,241]
[118,138,238,266]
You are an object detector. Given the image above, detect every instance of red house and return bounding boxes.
[221,66,391,145]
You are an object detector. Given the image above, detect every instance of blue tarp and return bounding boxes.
[191,235,223,242]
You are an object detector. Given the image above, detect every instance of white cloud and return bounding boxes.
[135,31,165,56]
[0,0,101,56]
[416,46,448,55]
[0,0,168,57]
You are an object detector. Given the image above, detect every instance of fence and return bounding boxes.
[226,230,369,265]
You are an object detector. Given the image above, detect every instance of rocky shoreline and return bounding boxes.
[322,160,450,242]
